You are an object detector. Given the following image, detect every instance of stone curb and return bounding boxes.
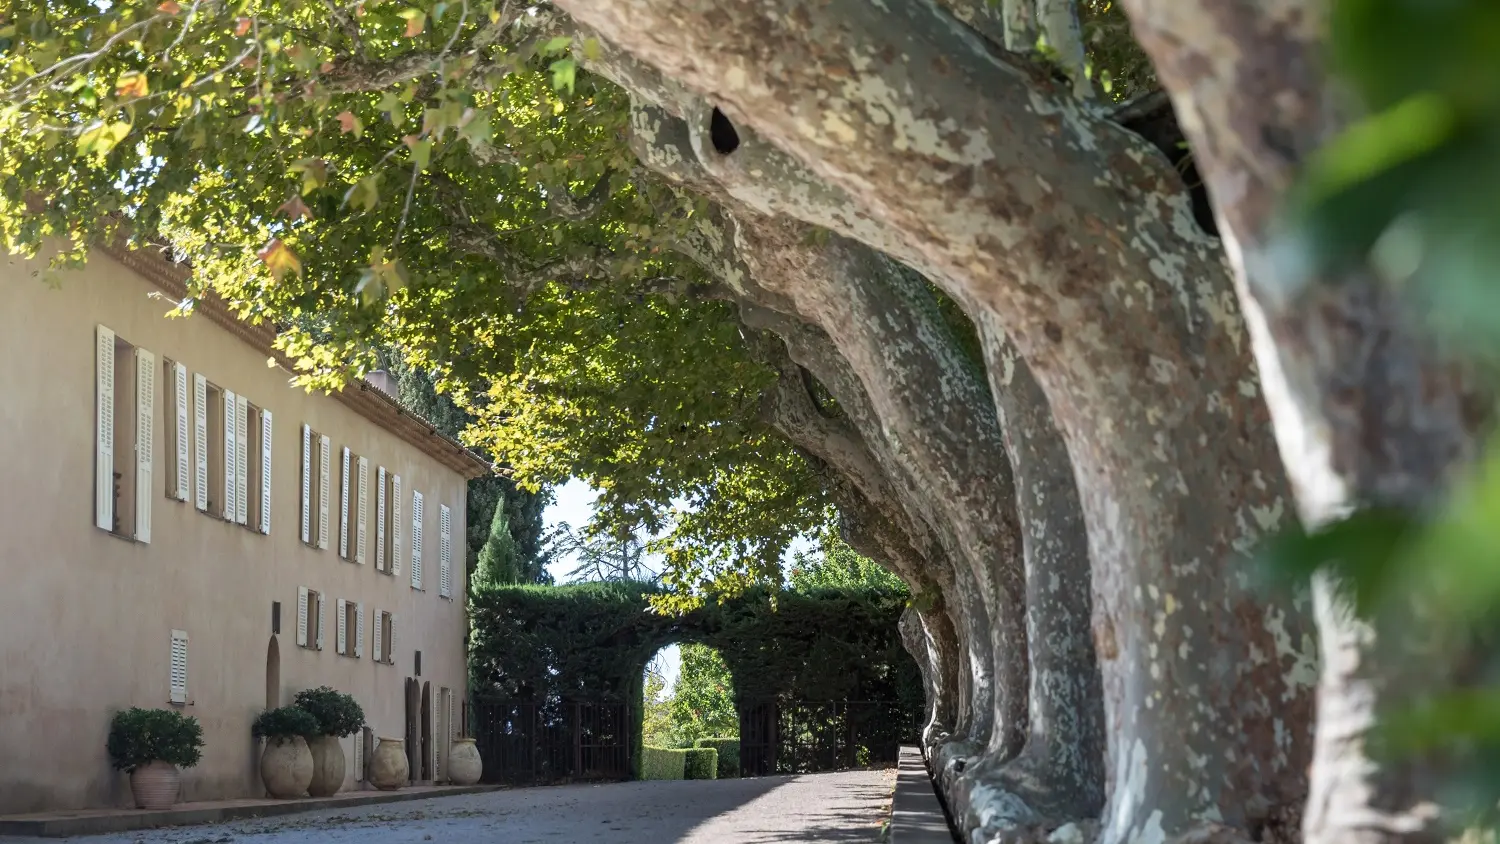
[889,746,957,843]
[0,785,502,838]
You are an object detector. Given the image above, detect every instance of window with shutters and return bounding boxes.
[163,359,190,503]
[94,326,155,542]
[297,586,325,651]
[337,599,360,657]
[301,428,331,548]
[381,472,403,577]
[339,447,355,560]
[438,504,453,599]
[375,466,388,572]
[244,402,265,533]
[410,490,424,591]
[372,610,395,665]
[169,629,189,705]
[204,382,226,518]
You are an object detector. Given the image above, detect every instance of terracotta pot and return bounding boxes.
[369,737,408,790]
[447,738,482,786]
[129,760,180,810]
[260,736,314,799]
[306,735,346,797]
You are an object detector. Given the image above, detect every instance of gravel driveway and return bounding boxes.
[14,770,896,844]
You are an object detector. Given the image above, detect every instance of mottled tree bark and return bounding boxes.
[555,2,1319,842]
[1115,4,1479,843]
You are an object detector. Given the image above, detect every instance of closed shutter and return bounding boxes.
[222,390,236,520]
[169,629,188,704]
[390,475,403,578]
[352,731,364,783]
[372,608,383,663]
[315,592,325,651]
[194,374,209,511]
[355,602,365,658]
[375,467,387,572]
[95,325,116,531]
[296,586,309,647]
[173,362,189,501]
[259,410,273,534]
[134,348,156,543]
[300,425,312,542]
[317,435,331,549]
[356,457,369,564]
[338,447,351,558]
[386,613,396,664]
[336,598,347,656]
[410,491,423,590]
[235,394,249,524]
[439,505,452,599]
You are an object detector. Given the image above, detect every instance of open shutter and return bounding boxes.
[134,348,156,543]
[410,491,424,589]
[169,630,188,704]
[356,457,369,564]
[259,410,273,534]
[390,475,403,578]
[300,425,312,542]
[375,467,387,571]
[173,362,189,501]
[317,435,331,549]
[222,390,237,520]
[95,325,116,531]
[439,504,452,598]
[338,447,351,558]
[372,609,383,663]
[194,374,209,511]
[336,598,348,656]
[355,603,365,658]
[235,394,249,524]
[296,586,309,647]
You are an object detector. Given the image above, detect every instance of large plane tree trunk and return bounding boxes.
[553,1,1319,841]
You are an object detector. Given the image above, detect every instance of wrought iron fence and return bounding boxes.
[470,699,630,785]
[739,700,914,776]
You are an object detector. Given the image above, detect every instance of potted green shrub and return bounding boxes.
[107,708,205,810]
[252,706,319,799]
[292,687,365,796]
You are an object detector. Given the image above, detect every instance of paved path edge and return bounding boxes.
[0,785,502,838]
[889,746,957,844]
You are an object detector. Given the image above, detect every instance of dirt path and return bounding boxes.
[20,770,896,844]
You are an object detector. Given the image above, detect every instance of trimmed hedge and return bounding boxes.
[684,747,718,780]
[642,746,687,780]
[695,737,740,779]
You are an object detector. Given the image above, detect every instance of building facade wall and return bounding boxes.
[0,250,471,813]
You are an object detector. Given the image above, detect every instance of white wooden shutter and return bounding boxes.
[296,586,309,647]
[317,435,331,549]
[356,457,369,564]
[410,491,424,590]
[355,602,365,658]
[338,447,351,558]
[222,389,237,520]
[375,467,387,571]
[169,629,188,704]
[300,425,312,542]
[391,475,403,578]
[439,504,452,598]
[95,325,116,531]
[315,592,325,651]
[352,731,364,782]
[336,598,348,656]
[173,362,189,501]
[235,394,249,525]
[134,348,156,543]
[194,374,209,511]
[372,608,383,663]
[259,410,273,534]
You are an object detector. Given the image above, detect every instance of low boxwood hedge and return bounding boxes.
[694,737,739,779]
[684,747,718,780]
[642,745,687,780]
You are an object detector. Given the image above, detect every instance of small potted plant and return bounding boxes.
[107,708,205,810]
[251,706,319,799]
[292,687,365,796]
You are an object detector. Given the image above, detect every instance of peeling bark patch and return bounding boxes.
[1044,321,1063,343]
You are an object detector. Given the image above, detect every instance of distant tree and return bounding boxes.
[787,521,907,594]
[668,644,737,747]
[642,658,674,747]
[471,502,522,593]
[550,524,655,583]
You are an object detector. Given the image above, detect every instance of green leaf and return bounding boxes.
[459,109,493,146]
[397,8,426,37]
[344,175,380,211]
[76,120,132,157]
[378,91,404,127]
[550,58,577,95]
[408,137,433,169]
[538,36,573,56]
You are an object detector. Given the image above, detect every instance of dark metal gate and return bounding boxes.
[471,700,630,785]
[738,700,914,776]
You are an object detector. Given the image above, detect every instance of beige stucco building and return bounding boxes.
[0,243,487,813]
